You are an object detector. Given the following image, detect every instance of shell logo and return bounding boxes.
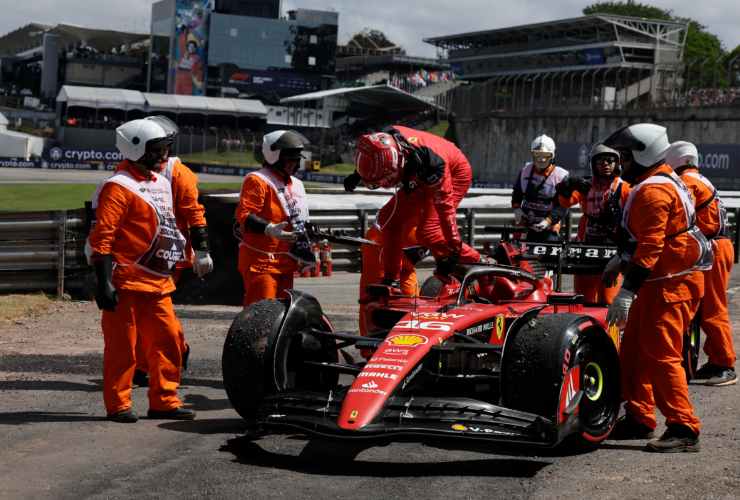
[451,424,467,431]
[387,334,429,347]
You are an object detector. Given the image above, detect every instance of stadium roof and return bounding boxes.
[57,85,267,117]
[280,84,442,112]
[424,14,687,49]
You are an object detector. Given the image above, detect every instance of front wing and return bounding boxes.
[257,391,563,447]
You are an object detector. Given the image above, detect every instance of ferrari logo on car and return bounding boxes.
[387,334,429,347]
[350,410,359,419]
[495,315,505,340]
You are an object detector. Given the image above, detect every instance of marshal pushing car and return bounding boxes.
[222,237,633,449]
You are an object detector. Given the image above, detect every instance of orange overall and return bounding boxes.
[558,177,629,304]
[235,168,306,306]
[619,165,704,434]
[130,157,206,373]
[679,168,735,368]
[89,161,184,415]
[359,194,420,336]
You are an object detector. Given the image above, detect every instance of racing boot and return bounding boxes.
[147,407,196,420]
[645,424,699,453]
[107,409,139,423]
[691,363,737,386]
[609,413,655,440]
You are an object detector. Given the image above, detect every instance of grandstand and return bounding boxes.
[425,14,688,110]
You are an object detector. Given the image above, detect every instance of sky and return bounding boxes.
[0,0,738,57]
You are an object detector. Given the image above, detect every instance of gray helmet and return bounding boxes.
[590,143,620,177]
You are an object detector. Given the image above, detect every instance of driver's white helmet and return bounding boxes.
[116,119,169,162]
[531,134,556,154]
[665,141,699,169]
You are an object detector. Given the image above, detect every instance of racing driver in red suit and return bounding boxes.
[351,126,481,281]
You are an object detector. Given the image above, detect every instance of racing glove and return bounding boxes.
[531,217,552,232]
[93,254,118,312]
[513,208,526,225]
[606,288,635,328]
[343,171,362,192]
[265,221,297,242]
[193,251,214,278]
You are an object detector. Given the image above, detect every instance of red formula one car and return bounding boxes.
[222,237,634,449]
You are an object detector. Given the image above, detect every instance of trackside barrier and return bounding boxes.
[1,206,738,298]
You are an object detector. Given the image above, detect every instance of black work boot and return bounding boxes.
[692,363,737,386]
[609,413,655,440]
[107,409,139,423]
[147,407,196,420]
[132,369,149,388]
[645,424,699,453]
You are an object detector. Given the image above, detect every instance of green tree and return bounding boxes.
[583,2,729,87]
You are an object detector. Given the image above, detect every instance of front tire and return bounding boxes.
[501,314,620,447]
[682,317,701,381]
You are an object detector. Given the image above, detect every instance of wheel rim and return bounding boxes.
[583,361,604,402]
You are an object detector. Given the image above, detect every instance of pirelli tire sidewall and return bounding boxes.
[222,299,287,421]
[500,313,620,445]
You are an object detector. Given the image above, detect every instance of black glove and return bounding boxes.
[93,254,118,311]
[556,176,592,197]
[572,176,592,195]
[343,171,362,192]
[435,252,460,277]
[189,225,210,252]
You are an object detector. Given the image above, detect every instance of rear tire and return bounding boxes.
[501,314,620,447]
[682,317,701,381]
[222,298,338,421]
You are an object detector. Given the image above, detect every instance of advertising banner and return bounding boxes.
[172,0,211,96]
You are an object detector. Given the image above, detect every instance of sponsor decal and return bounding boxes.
[401,364,423,390]
[450,423,512,435]
[0,159,36,168]
[362,380,378,389]
[349,410,359,419]
[411,312,464,319]
[465,321,494,337]
[451,423,467,431]
[495,315,505,340]
[371,357,407,364]
[384,347,411,356]
[526,243,617,260]
[387,334,429,347]
[394,320,453,332]
[348,387,387,395]
[358,372,398,380]
[407,136,419,144]
[607,324,621,350]
[365,363,403,372]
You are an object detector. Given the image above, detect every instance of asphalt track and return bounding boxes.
[1,271,739,499]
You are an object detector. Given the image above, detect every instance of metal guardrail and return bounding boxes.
[1,206,738,296]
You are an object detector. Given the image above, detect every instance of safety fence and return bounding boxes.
[1,204,738,301]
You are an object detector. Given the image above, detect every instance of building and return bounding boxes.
[425,14,688,110]
[149,0,338,102]
[0,23,149,102]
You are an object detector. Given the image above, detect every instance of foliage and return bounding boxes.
[583,2,731,88]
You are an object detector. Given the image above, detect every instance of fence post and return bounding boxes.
[56,210,67,298]
[465,208,475,247]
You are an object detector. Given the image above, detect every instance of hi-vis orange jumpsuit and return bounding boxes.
[89,160,185,415]
[130,157,206,373]
[558,177,630,304]
[620,165,709,434]
[235,167,308,306]
[359,193,421,336]
[678,167,736,368]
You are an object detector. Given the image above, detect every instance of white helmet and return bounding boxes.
[531,134,556,154]
[144,115,179,138]
[262,130,308,167]
[603,123,669,168]
[665,141,699,170]
[116,119,169,162]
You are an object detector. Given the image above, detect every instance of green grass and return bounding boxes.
[426,120,449,137]
[179,149,259,167]
[0,181,329,211]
